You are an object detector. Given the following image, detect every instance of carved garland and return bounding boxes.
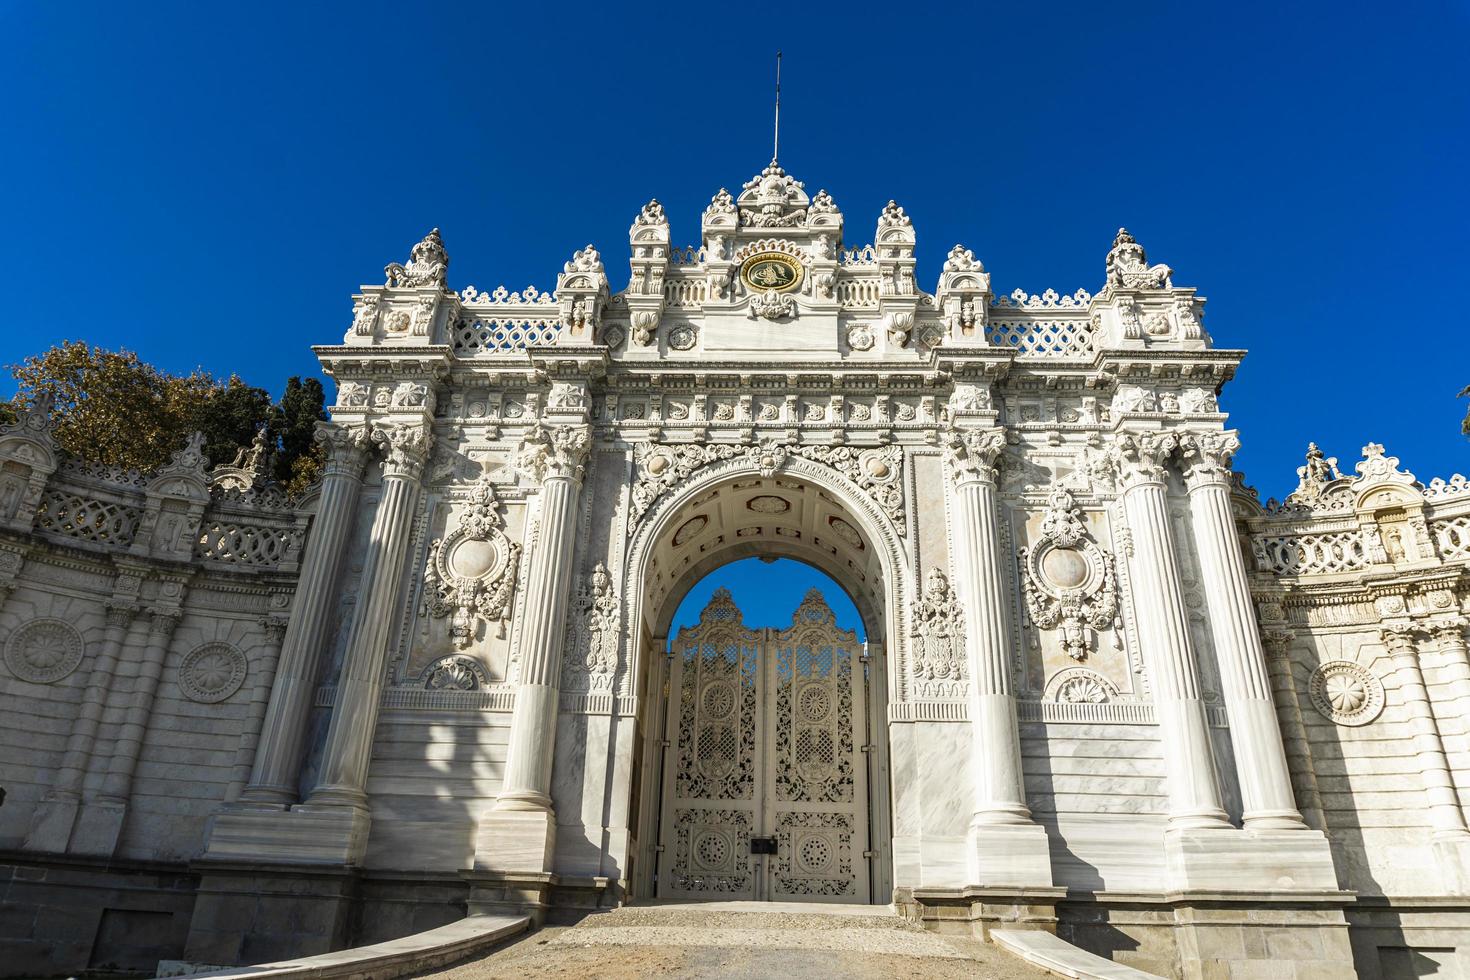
[421,478,521,648]
[1018,490,1119,662]
[563,562,621,691]
[910,567,965,682]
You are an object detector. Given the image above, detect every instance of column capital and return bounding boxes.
[104,602,139,630]
[1430,618,1469,644]
[148,608,183,637]
[517,419,591,485]
[1179,430,1241,490]
[1115,430,1178,490]
[942,424,1005,486]
[1380,624,1423,655]
[258,615,290,646]
[372,421,433,480]
[315,420,374,478]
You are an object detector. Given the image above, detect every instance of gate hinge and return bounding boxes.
[862,850,876,858]
[659,739,671,748]
[654,845,666,853]
[860,744,873,753]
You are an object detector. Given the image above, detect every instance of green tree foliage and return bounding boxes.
[7,341,327,497]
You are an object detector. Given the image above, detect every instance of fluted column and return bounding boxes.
[944,425,1031,826]
[226,616,288,802]
[304,422,430,810]
[1382,626,1470,840]
[941,424,1053,887]
[1181,432,1306,830]
[240,422,372,805]
[49,601,137,802]
[1117,431,1230,830]
[1262,629,1327,831]
[1431,621,1470,826]
[496,421,591,811]
[100,606,184,802]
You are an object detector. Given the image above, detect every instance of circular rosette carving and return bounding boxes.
[421,654,489,691]
[179,643,247,703]
[1309,660,1384,727]
[667,325,698,351]
[5,619,84,684]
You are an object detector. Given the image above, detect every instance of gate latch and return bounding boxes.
[749,836,778,855]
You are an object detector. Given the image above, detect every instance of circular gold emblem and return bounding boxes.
[740,252,803,293]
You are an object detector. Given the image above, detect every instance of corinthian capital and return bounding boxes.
[517,419,591,485]
[943,424,1005,486]
[1115,431,1178,489]
[1379,625,1421,656]
[372,422,432,480]
[1179,430,1241,489]
[315,421,374,478]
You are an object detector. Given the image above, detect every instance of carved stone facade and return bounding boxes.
[1,166,1467,978]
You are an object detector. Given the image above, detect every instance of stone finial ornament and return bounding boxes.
[1105,227,1173,290]
[385,228,449,288]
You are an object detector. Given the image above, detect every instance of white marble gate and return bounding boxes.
[655,587,871,903]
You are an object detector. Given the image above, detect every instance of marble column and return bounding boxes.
[1116,431,1231,831]
[304,422,431,814]
[1382,626,1470,840]
[476,419,590,874]
[1180,432,1307,830]
[1261,629,1327,832]
[943,424,1052,886]
[1430,621,1470,828]
[239,422,372,805]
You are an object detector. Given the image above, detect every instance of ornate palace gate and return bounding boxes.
[655,587,871,903]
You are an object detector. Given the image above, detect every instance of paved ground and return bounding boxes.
[411,902,1049,979]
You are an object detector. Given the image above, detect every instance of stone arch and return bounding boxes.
[620,451,908,902]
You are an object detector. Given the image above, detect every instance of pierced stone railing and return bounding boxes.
[453,317,564,353]
[1254,529,1369,576]
[664,278,707,307]
[34,488,141,548]
[986,317,1096,359]
[836,277,880,309]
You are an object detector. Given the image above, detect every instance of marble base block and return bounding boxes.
[22,798,80,853]
[969,822,1054,887]
[1165,827,1339,892]
[1432,835,1470,893]
[475,808,557,874]
[69,801,127,857]
[204,804,372,866]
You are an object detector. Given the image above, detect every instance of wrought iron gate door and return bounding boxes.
[656,588,870,902]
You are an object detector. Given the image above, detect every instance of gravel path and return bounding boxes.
[411,904,1049,979]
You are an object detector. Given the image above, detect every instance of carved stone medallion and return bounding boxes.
[1308,660,1384,727]
[4,619,84,684]
[1018,490,1118,661]
[422,478,522,648]
[179,642,248,703]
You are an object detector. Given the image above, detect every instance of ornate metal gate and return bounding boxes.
[656,588,871,902]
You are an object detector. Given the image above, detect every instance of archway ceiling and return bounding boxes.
[644,475,884,636]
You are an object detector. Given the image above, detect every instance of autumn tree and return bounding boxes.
[7,341,327,497]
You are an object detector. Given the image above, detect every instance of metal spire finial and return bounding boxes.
[772,51,782,166]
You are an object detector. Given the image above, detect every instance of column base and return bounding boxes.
[203,804,371,866]
[1164,827,1339,892]
[969,822,1054,888]
[897,884,1067,939]
[1431,834,1470,894]
[22,797,80,853]
[474,808,556,874]
[463,870,558,927]
[1173,896,1356,979]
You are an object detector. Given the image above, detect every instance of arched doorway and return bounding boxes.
[623,462,902,905]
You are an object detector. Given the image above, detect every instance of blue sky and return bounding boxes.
[670,559,866,640]
[2,2,1467,500]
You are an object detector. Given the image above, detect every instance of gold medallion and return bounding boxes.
[740,252,803,293]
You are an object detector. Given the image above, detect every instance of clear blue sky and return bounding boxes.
[670,559,866,640]
[2,2,1466,499]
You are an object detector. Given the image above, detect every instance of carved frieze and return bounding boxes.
[911,568,965,683]
[563,562,620,691]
